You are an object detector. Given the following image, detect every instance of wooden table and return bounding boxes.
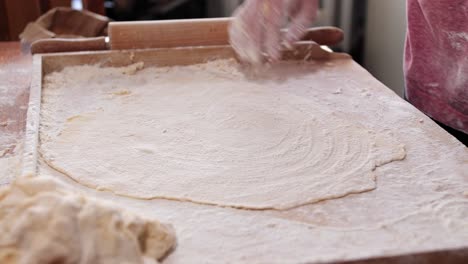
[0,42,31,183]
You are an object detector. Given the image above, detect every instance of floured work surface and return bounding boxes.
[35,51,467,263]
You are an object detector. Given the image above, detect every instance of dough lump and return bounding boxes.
[0,176,176,264]
[40,60,406,210]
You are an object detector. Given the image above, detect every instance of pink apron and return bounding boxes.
[405,0,468,134]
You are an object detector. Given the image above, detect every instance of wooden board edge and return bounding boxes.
[20,55,43,178]
[41,45,236,74]
[39,44,350,74]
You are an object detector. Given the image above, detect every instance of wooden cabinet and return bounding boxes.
[0,0,42,40]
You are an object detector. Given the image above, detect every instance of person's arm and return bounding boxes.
[229,0,318,64]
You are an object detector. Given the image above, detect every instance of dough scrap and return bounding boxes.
[0,176,176,264]
[40,60,406,210]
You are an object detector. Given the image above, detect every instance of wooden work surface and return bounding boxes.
[1,43,468,263]
[0,42,31,185]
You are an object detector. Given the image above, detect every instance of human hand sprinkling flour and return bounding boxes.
[229,0,318,64]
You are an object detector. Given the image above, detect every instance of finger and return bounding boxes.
[263,0,285,62]
[229,0,265,64]
[284,0,318,46]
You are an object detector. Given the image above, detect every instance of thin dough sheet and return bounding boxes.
[40,60,406,209]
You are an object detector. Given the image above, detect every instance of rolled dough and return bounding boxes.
[40,60,406,210]
[0,176,176,264]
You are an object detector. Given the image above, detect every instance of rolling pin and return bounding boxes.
[31,18,344,54]
[30,37,108,54]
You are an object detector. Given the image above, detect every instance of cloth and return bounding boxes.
[405,0,468,134]
[20,7,109,47]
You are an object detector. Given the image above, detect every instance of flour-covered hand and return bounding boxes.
[229,0,318,64]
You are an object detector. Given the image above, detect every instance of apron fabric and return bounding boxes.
[405,0,468,134]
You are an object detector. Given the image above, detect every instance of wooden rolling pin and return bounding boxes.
[31,37,108,54]
[31,18,344,54]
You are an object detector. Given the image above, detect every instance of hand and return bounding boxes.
[229,0,319,64]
